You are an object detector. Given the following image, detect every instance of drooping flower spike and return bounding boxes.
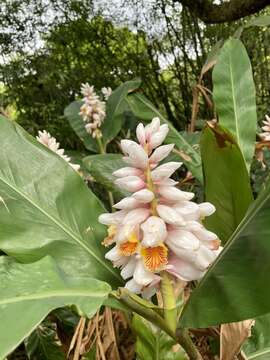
[99,117,222,297]
[36,130,80,172]
[79,83,106,139]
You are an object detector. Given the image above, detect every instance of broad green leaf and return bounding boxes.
[244,314,270,360]
[126,92,203,183]
[64,100,98,152]
[0,115,122,287]
[180,175,270,328]
[83,154,129,198]
[200,123,253,242]
[213,38,257,171]
[234,15,270,38]
[132,315,187,360]
[102,79,141,144]
[25,321,65,360]
[0,256,110,359]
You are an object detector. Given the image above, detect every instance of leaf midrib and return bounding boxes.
[0,289,108,306]
[248,347,270,359]
[0,175,120,282]
[229,51,241,149]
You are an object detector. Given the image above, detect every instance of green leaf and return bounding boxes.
[83,154,130,198]
[180,175,270,328]
[234,15,270,38]
[0,256,110,359]
[244,314,270,360]
[213,38,257,171]
[132,315,187,360]
[200,123,253,243]
[64,100,98,152]
[102,79,141,144]
[0,115,122,287]
[126,92,203,183]
[25,321,65,360]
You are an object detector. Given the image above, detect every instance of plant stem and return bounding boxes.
[96,136,115,209]
[112,290,203,360]
[97,136,105,154]
[160,271,177,334]
[176,328,203,360]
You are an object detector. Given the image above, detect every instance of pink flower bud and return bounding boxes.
[113,197,141,210]
[167,229,200,251]
[136,123,146,145]
[120,139,136,154]
[198,202,216,217]
[123,143,149,169]
[158,186,194,202]
[173,201,200,221]
[167,255,204,281]
[157,204,186,226]
[123,208,150,225]
[115,176,145,192]
[98,210,127,225]
[145,117,160,138]
[149,124,169,149]
[113,167,143,177]
[151,162,182,181]
[132,189,154,203]
[149,144,174,164]
[141,216,167,247]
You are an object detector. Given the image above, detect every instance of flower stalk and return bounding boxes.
[160,271,177,334]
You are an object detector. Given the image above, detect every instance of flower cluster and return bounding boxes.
[79,83,109,139]
[99,118,222,298]
[36,130,80,172]
[260,115,270,141]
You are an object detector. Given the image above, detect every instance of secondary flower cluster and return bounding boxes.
[99,118,221,297]
[260,115,270,141]
[79,83,111,139]
[36,130,80,172]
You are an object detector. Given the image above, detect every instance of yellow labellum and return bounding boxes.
[119,232,139,256]
[141,244,168,272]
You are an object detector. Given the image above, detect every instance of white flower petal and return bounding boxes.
[149,124,169,149]
[149,144,174,164]
[159,186,194,202]
[134,260,157,286]
[120,139,136,154]
[113,167,143,177]
[132,189,154,203]
[113,197,141,210]
[98,210,127,225]
[157,204,186,226]
[166,229,200,251]
[173,201,200,221]
[151,162,182,181]
[136,123,146,145]
[123,143,149,169]
[167,256,204,281]
[123,208,150,225]
[145,117,160,137]
[121,257,137,279]
[115,176,145,192]
[141,216,167,247]
[198,202,216,217]
[125,278,142,294]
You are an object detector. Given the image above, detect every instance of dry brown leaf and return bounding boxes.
[220,319,255,360]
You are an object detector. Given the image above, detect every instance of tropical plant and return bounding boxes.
[1,30,270,360]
